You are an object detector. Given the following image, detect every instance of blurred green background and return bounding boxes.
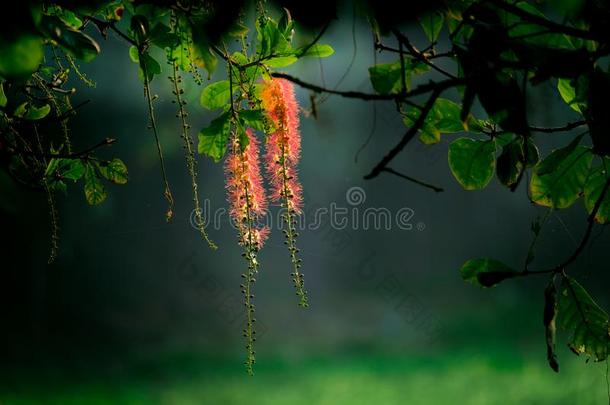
[1,5,609,404]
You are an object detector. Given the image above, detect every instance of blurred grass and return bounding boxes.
[1,347,608,405]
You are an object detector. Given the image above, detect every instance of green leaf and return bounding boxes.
[404,98,473,144]
[584,159,610,223]
[558,78,585,114]
[60,159,85,180]
[297,44,334,58]
[544,282,560,372]
[45,158,85,181]
[239,109,266,132]
[97,159,129,184]
[129,46,139,63]
[13,102,51,120]
[448,138,497,190]
[369,59,430,94]
[265,55,298,67]
[138,52,162,82]
[558,276,609,362]
[198,111,231,162]
[191,43,217,77]
[460,258,519,287]
[0,82,7,107]
[530,146,592,208]
[419,12,444,43]
[537,133,586,176]
[128,46,161,82]
[0,35,44,78]
[84,165,107,205]
[257,17,291,57]
[200,80,231,110]
[369,62,402,94]
[278,7,294,39]
[168,41,192,72]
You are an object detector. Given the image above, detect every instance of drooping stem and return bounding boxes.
[232,135,260,375]
[31,73,72,153]
[170,60,217,249]
[279,143,307,307]
[33,124,59,263]
[43,180,59,264]
[141,57,175,221]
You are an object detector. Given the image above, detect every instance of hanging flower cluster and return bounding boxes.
[224,128,269,374]
[223,78,308,374]
[260,78,308,307]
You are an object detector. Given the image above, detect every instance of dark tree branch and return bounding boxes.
[85,16,138,46]
[382,167,444,192]
[271,72,464,101]
[529,121,587,133]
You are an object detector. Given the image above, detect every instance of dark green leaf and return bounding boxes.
[496,136,539,188]
[460,258,519,287]
[0,35,44,78]
[496,140,523,188]
[584,159,610,223]
[13,102,51,120]
[536,133,585,176]
[84,165,107,205]
[138,52,162,82]
[369,59,430,94]
[530,146,592,208]
[0,82,7,107]
[544,281,560,372]
[557,78,578,112]
[278,7,294,39]
[448,138,497,190]
[45,158,85,181]
[239,109,266,131]
[419,12,444,43]
[558,276,609,362]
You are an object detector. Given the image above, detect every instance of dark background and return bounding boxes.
[1,5,609,403]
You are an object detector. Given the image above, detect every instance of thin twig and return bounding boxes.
[382,167,444,192]
[391,29,458,79]
[489,0,600,41]
[17,138,115,159]
[363,87,446,180]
